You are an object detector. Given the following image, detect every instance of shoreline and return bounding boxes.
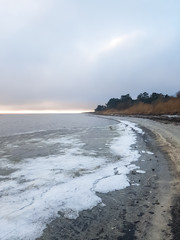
[123,116,180,239]
[119,116,180,239]
[93,112,180,125]
[38,116,180,240]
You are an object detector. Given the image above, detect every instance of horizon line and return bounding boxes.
[0,109,93,114]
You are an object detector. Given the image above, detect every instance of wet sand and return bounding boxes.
[38,117,180,240]
[124,117,180,240]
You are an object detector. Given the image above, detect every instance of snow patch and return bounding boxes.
[94,175,130,193]
[136,170,146,174]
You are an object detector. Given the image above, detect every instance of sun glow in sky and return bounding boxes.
[0,0,180,112]
[102,31,144,52]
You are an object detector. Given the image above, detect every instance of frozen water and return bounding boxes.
[0,117,147,240]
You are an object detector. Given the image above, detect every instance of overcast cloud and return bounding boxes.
[0,0,180,112]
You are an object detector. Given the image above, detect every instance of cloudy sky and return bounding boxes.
[0,0,180,113]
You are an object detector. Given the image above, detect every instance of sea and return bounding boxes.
[0,113,145,240]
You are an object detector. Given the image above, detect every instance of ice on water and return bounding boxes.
[0,119,145,240]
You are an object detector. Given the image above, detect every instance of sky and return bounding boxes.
[0,0,180,113]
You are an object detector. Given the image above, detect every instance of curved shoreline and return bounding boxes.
[38,116,180,240]
[119,116,180,239]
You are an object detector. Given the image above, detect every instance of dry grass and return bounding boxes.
[98,98,180,115]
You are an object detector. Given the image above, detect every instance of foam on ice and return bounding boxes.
[0,120,146,240]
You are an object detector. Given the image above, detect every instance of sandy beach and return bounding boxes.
[125,117,180,240]
[37,117,180,240]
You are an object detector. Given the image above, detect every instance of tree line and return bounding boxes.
[95,91,180,112]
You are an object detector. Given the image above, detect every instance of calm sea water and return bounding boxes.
[0,113,118,162]
[0,113,144,240]
[0,113,117,137]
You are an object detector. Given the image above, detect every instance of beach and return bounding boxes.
[37,117,180,240]
[1,0,180,239]
[0,114,179,240]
